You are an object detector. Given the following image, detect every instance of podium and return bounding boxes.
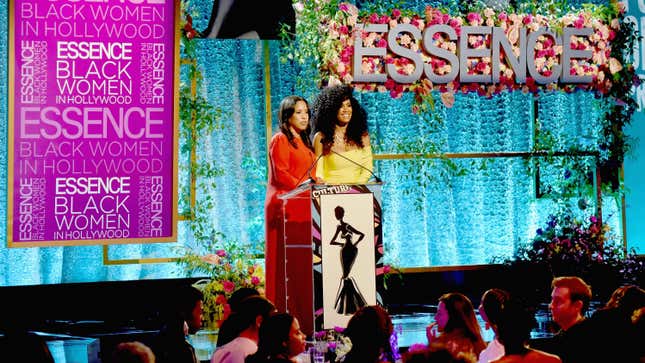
[279,182,384,336]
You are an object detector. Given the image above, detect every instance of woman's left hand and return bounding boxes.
[426,322,438,344]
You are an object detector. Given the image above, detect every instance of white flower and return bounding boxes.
[335,336,353,360]
[609,57,623,74]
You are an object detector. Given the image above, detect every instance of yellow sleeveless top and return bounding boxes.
[316,147,374,184]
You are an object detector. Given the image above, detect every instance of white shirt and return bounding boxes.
[478,337,505,363]
[211,336,257,363]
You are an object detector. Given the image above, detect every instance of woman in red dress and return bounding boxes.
[265,95,316,312]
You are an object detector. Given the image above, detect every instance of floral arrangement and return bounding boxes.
[301,3,624,103]
[380,263,403,291]
[494,210,643,299]
[314,327,353,363]
[317,3,625,104]
[285,1,640,184]
[313,324,402,363]
[175,235,265,329]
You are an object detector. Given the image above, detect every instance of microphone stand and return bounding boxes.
[329,149,382,183]
[295,153,323,186]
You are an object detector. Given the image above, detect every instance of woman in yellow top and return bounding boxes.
[311,84,373,184]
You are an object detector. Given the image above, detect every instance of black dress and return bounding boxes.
[333,227,366,314]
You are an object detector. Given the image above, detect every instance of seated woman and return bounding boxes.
[426,293,486,361]
[477,289,510,363]
[585,284,645,363]
[311,84,374,184]
[491,297,561,363]
[341,305,396,363]
[245,313,306,363]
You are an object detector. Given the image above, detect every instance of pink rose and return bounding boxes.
[223,281,235,293]
[522,14,533,25]
[215,249,227,257]
[466,12,482,25]
[251,276,261,286]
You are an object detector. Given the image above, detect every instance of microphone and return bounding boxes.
[330,149,382,183]
[295,153,323,186]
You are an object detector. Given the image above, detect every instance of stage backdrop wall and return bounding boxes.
[0,0,640,287]
[625,0,645,255]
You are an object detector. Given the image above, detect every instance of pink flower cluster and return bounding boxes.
[322,3,622,109]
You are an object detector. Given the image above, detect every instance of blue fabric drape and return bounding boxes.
[0,0,623,286]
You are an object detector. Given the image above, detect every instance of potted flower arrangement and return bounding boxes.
[175,233,265,330]
[313,324,402,363]
[495,210,643,303]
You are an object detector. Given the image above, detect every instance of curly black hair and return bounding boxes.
[311,84,369,154]
[278,95,313,150]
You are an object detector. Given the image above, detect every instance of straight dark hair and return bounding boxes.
[279,95,313,150]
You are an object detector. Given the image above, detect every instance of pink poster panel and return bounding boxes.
[8,0,179,246]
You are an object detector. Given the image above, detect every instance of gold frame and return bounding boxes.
[6,0,181,247]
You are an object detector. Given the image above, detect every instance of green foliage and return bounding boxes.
[176,1,267,329]
[175,234,265,329]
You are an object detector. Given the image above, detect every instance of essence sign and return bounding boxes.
[8,0,179,246]
[353,23,593,85]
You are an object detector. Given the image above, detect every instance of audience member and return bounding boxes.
[152,312,199,363]
[531,276,593,363]
[217,287,261,348]
[151,285,205,363]
[179,285,206,335]
[632,306,645,362]
[426,293,486,361]
[491,297,561,363]
[111,341,156,363]
[584,284,645,363]
[404,342,476,363]
[211,296,276,363]
[342,305,396,363]
[245,312,307,363]
[477,288,510,363]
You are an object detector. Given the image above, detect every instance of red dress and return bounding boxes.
[265,133,315,313]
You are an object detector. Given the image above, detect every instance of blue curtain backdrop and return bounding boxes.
[0,0,632,286]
